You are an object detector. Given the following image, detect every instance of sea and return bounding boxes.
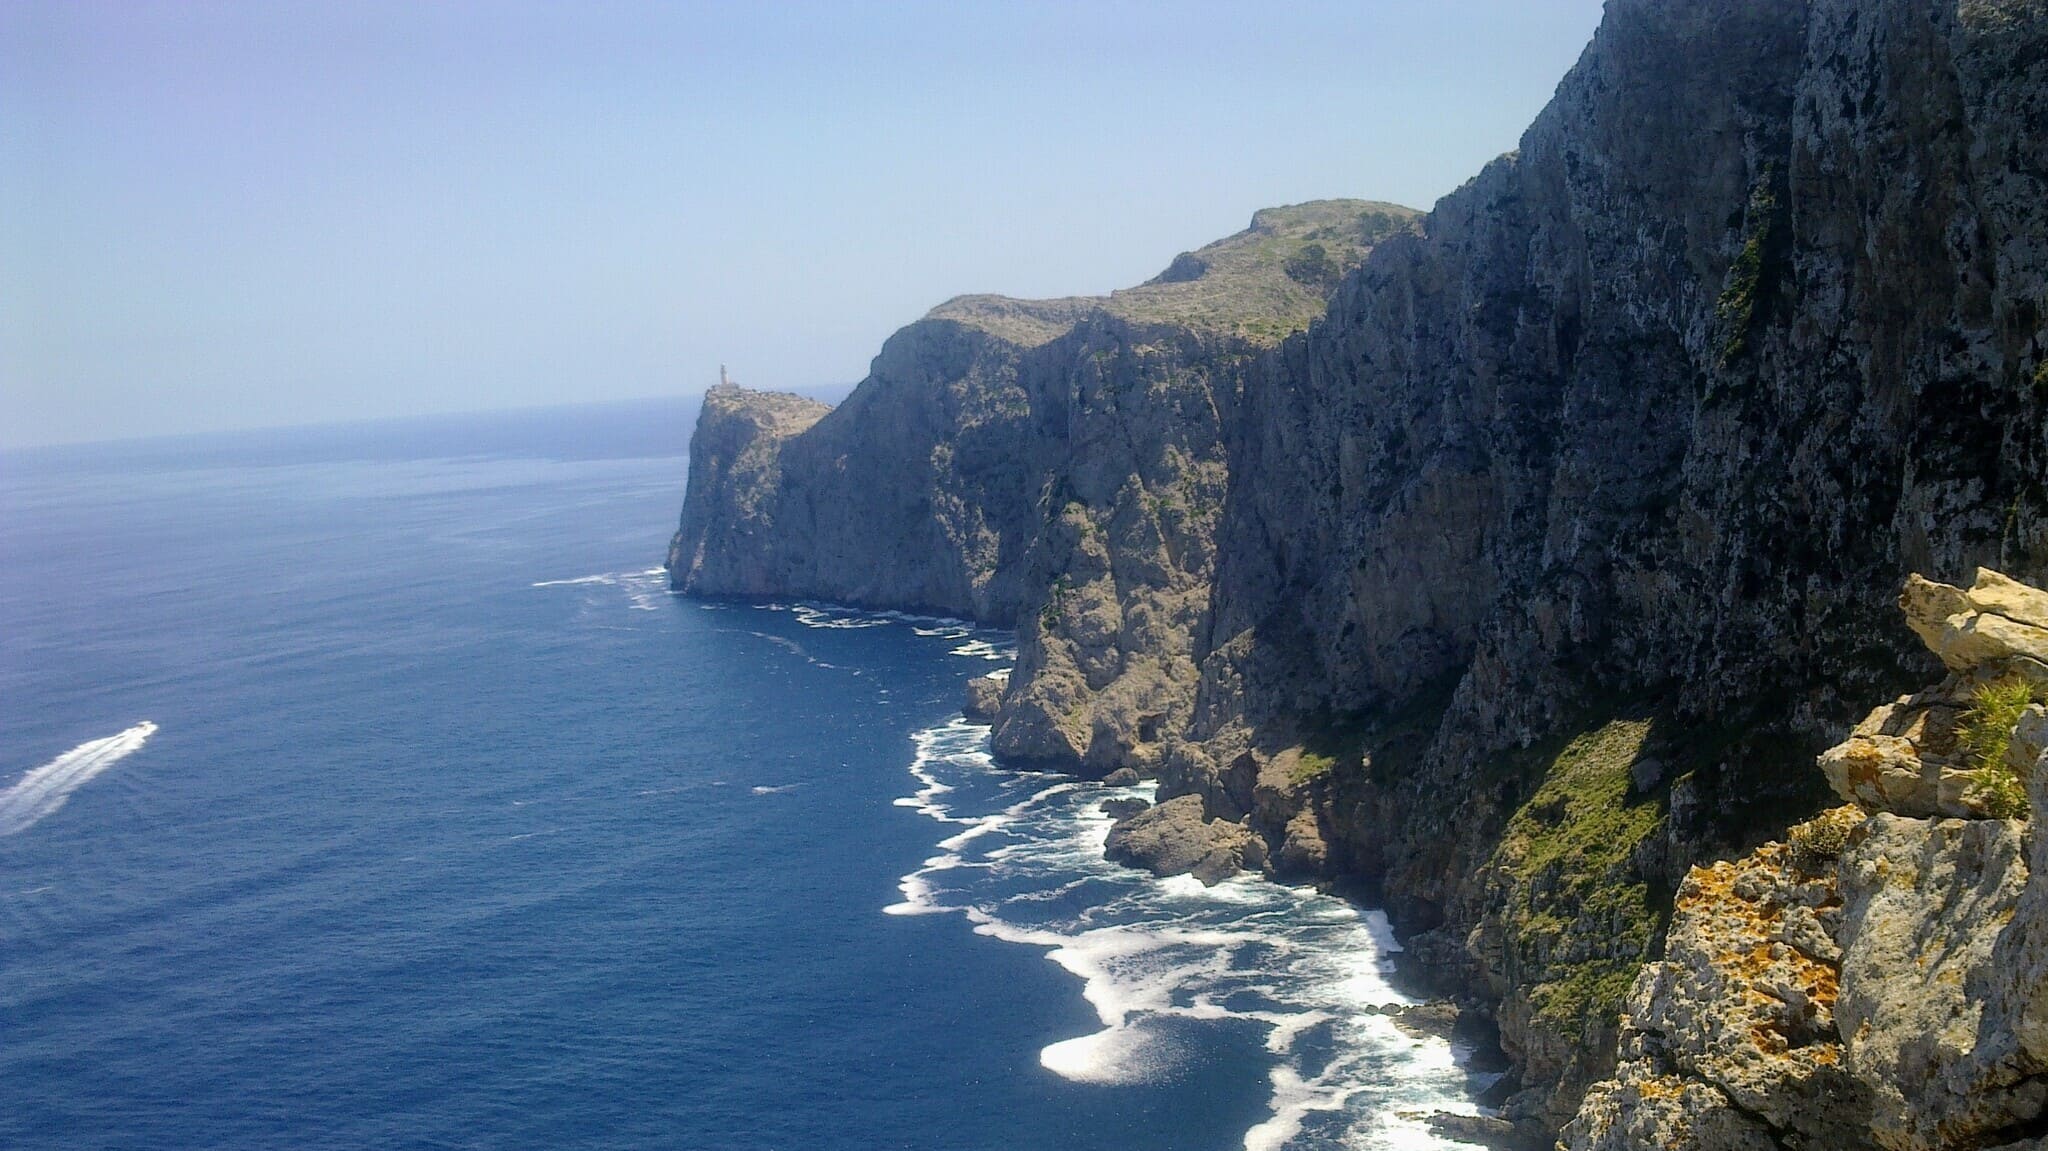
[0,398,1488,1150]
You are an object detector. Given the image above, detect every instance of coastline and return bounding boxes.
[756,594,1505,1150]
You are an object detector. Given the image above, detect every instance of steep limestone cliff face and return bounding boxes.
[670,200,1417,770]
[1160,0,2048,1129]
[666,385,832,595]
[668,322,1052,621]
[987,318,1251,772]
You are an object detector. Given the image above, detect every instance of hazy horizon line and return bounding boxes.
[2,384,854,456]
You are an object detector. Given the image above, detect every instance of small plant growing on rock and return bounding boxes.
[1715,169,1780,365]
[1787,806,1862,873]
[1960,675,2037,819]
[1289,749,1336,786]
[1038,574,1075,632]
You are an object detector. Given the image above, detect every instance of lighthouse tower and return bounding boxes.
[719,364,729,388]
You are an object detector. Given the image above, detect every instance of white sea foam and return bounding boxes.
[1040,1016,1182,1084]
[868,607,978,630]
[739,603,1018,673]
[702,600,1489,1144]
[887,713,1489,1150]
[950,638,1017,661]
[532,567,672,610]
[621,568,671,611]
[791,604,891,630]
[750,784,800,795]
[0,722,156,836]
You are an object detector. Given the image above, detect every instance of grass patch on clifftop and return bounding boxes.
[927,200,1420,347]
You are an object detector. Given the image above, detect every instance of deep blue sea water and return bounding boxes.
[0,400,1485,1150]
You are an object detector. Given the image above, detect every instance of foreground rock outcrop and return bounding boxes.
[673,0,2048,1136]
[1825,570,2048,819]
[1566,571,2048,1150]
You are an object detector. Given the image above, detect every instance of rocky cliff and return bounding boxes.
[1176,0,2048,1131]
[670,199,1419,773]
[1566,569,2048,1150]
[671,0,2048,1139]
[666,385,832,596]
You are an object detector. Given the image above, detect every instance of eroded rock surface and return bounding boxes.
[963,672,1006,721]
[1825,570,2048,818]
[1820,683,1982,818]
[1905,569,2048,680]
[1570,797,2045,1150]
[1837,814,2035,1149]
[1568,575,2048,1150]
[1102,793,1261,885]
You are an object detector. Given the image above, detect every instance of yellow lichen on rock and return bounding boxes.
[1571,569,2048,1151]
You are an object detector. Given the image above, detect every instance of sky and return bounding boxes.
[0,0,1608,448]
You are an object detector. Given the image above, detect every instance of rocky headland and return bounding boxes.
[671,197,1419,775]
[670,0,2048,1142]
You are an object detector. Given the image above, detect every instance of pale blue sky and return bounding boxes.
[1,1,1607,448]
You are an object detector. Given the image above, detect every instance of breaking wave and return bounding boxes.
[891,717,1492,1149]
[0,722,157,836]
[623,591,1487,1145]
[759,602,1020,662]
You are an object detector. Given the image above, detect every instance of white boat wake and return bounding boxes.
[0,722,157,836]
[532,568,671,610]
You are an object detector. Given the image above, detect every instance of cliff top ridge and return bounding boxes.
[925,198,1420,347]
[698,381,834,431]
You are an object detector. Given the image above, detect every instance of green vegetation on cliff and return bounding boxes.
[1713,166,1786,365]
[1961,676,2038,819]
[1298,674,1461,791]
[1490,717,1665,1033]
[926,199,1418,347]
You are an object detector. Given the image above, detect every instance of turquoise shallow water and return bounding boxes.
[0,401,1485,1150]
